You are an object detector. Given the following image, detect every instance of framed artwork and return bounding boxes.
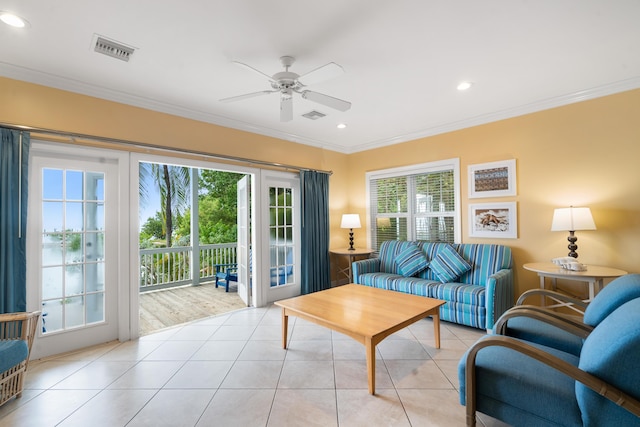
[469,202,518,239]
[468,159,516,198]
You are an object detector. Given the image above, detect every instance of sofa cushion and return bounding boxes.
[433,283,486,307]
[430,244,472,283]
[441,302,486,329]
[0,340,28,373]
[378,240,417,274]
[395,244,428,277]
[357,272,401,290]
[391,276,439,295]
[457,244,512,286]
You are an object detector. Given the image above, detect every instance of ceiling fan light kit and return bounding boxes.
[220,56,351,122]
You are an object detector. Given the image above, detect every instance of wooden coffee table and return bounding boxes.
[274,284,446,394]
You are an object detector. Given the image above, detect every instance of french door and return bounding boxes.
[27,144,127,358]
[260,172,301,304]
[236,175,251,306]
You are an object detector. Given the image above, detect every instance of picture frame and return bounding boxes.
[469,202,518,239]
[468,159,516,198]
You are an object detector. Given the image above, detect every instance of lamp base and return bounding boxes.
[348,229,355,250]
[567,231,578,258]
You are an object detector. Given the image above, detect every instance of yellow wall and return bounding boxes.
[349,89,640,296]
[2,77,639,297]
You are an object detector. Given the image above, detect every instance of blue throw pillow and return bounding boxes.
[395,244,429,277]
[430,244,471,283]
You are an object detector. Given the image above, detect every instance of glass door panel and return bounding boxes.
[41,168,106,333]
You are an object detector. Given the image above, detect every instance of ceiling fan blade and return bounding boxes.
[219,90,276,103]
[280,95,293,122]
[301,90,351,112]
[232,61,275,82]
[297,62,344,86]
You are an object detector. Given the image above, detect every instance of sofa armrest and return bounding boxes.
[352,258,381,283]
[484,268,514,330]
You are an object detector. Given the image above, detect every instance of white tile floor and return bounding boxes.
[0,305,508,427]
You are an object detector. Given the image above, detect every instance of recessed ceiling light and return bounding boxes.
[337,123,347,129]
[457,81,473,91]
[0,11,29,28]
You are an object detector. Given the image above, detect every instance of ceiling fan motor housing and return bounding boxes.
[272,71,300,91]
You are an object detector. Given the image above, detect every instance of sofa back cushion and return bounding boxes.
[378,241,418,274]
[456,244,513,286]
[577,297,640,425]
[418,242,512,286]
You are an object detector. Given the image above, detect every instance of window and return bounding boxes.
[366,159,461,251]
[269,186,295,287]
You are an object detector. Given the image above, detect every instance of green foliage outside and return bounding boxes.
[139,167,244,248]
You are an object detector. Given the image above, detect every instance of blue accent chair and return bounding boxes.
[494,273,640,356]
[458,298,640,426]
[0,311,41,407]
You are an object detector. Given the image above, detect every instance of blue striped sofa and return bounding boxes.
[352,241,514,330]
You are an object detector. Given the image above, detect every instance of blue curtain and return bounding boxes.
[300,170,331,294]
[0,128,30,313]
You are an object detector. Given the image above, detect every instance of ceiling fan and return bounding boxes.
[220,56,351,122]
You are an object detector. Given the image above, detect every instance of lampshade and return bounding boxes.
[551,207,596,231]
[341,214,361,229]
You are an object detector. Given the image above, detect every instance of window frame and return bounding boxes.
[365,158,461,251]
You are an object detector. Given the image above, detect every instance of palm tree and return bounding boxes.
[139,162,191,247]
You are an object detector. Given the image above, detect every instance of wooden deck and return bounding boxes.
[139,281,247,335]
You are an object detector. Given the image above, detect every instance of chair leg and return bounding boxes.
[225,280,229,292]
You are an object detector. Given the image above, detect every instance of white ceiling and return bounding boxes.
[1,1,639,153]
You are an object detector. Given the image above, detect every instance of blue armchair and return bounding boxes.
[494,273,640,356]
[0,311,41,407]
[458,298,640,426]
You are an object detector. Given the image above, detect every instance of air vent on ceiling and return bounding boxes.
[302,110,326,120]
[93,35,135,62]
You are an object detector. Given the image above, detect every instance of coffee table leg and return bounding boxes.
[281,308,289,349]
[366,337,375,395]
[433,313,441,349]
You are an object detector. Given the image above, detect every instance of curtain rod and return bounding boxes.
[1,122,332,175]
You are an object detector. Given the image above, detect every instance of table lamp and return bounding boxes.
[551,206,596,258]
[341,214,361,251]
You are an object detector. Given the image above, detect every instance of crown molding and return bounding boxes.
[0,62,347,153]
[2,62,639,155]
[346,76,640,154]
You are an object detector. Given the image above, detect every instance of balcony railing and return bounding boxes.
[139,243,237,292]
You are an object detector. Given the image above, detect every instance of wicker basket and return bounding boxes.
[0,311,40,407]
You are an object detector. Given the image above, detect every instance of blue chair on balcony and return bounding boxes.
[215,263,238,292]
